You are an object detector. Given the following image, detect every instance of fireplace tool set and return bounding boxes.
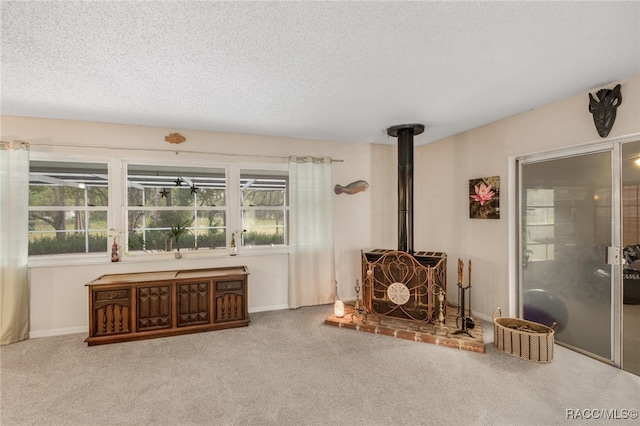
[350,279,365,321]
[431,283,450,337]
[453,259,475,337]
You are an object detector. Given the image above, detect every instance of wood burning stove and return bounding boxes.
[362,124,447,325]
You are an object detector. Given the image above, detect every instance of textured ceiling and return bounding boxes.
[2,1,639,145]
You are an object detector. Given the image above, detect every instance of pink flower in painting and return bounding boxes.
[471,182,495,206]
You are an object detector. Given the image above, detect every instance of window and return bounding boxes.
[240,169,288,246]
[29,161,109,255]
[623,184,640,245]
[126,164,227,252]
[28,150,290,261]
[524,188,555,261]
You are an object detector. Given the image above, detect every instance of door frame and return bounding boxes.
[510,133,640,367]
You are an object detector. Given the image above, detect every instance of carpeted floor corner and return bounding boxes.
[1,305,638,425]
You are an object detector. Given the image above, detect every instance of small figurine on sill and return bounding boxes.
[111,238,120,262]
[229,230,238,256]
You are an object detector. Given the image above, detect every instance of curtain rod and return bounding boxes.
[29,143,344,163]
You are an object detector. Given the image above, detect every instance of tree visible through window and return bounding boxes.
[28,161,109,255]
[240,170,288,246]
[28,157,290,258]
[126,164,226,252]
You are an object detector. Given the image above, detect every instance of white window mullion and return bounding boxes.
[227,164,240,249]
[109,158,125,254]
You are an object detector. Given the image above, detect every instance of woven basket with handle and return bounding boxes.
[492,307,555,363]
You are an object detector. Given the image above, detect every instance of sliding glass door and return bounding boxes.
[621,141,640,375]
[519,148,617,362]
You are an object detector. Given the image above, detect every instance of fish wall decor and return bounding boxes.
[334,180,369,195]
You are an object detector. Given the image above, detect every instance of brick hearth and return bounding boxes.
[324,304,485,353]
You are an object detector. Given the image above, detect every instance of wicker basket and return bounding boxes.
[492,308,555,363]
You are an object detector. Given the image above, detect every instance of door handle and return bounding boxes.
[605,246,622,265]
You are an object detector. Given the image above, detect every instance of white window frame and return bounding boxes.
[28,149,119,266]
[123,161,229,256]
[28,147,289,266]
[239,167,289,248]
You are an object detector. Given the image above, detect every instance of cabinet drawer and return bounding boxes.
[216,280,243,292]
[94,288,130,303]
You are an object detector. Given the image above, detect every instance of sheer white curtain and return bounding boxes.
[0,141,30,345]
[288,156,335,308]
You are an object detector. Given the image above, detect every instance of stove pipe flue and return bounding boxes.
[386,123,425,253]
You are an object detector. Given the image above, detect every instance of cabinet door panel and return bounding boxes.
[177,281,210,327]
[215,279,246,322]
[137,284,172,331]
[95,303,131,335]
[92,288,131,336]
[215,293,245,322]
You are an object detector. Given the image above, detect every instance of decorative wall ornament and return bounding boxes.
[165,132,186,144]
[334,180,369,195]
[588,84,622,138]
[469,176,500,219]
[109,229,122,262]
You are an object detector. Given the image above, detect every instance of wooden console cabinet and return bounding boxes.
[85,266,249,346]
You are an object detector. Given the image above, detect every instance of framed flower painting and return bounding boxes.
[469,176,500,219]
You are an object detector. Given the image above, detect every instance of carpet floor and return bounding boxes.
[1,305,639,425]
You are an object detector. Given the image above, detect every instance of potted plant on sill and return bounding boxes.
[169,221,190,259]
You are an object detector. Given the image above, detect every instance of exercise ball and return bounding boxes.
[523,288,569,333]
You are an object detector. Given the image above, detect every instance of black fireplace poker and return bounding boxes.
[386,123,425,254]
[453,259,475,337]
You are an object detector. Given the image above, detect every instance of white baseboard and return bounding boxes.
[30,326,88,339]
[249,304,290,313]
[447,302,493,323]
[27,305,489,338]
[473,311,492,323]
[29,305,291,338]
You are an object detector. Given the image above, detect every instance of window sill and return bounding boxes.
[28,253,109,268]
[28,246,289,268]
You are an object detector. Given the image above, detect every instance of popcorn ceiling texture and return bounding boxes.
[2,1,639,144]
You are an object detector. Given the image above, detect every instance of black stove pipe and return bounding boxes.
[386,123,425,253]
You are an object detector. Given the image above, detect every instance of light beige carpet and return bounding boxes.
[1,305,639,425]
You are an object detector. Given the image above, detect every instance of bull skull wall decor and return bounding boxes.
[588,84,622,138]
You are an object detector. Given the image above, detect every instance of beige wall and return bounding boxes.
[3,74,638,336]
[415,74,640,319]
[1,116,377,336]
